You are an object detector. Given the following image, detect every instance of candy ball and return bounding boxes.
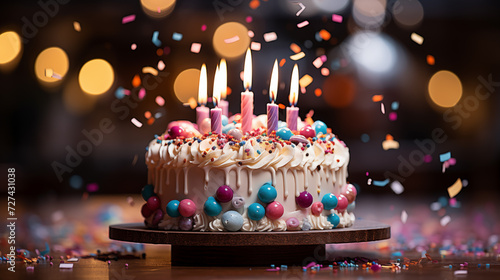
[204,197,222,216]
[276,127,294,140]
[344,190,356,204]
[146,196,161,211]
[199,118,211,134]
[216,185,234,203]
[299,125,316,138]
[335,194,348,212]
[227,128,243,140]
[232,196,245,209]
[286,217,300,230]
[347,201,356,212]
[311,202,324,216]
[179,217,193,231]
[247,203,265,221]
[222,123,236,134]
[166,200,181,217]
[221,210,244,231]
[346,184,357,196]
[312,120,327,136]
[141,203,153,218]
[221,115,229,126]
[327,213,340,228]
[296,191,313,208]
[258,183,277,203]
[265,201,284,220]
[141,184,155,201]
[321,193,338,210]
[178,199,196,217]
[151,209,164,226]
[289,135,309,145]
[168,125,184,138]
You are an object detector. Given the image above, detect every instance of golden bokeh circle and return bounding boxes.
[78,59,115,95]
[140,0,176,18]
[0,31,22,65]
[35,47,69,83]
[213,22,250,59]
[428,70,462,108]
[173,68,200,103]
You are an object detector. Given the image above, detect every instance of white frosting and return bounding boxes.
[308,214,334,230]
[158,217,179,230]
[193,212,212,231]
[208,219,225,232]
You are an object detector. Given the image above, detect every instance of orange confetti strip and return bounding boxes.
[278,103,286,109]
[226,86,232,96]
[427,55,435,65]
[132,74,141,88]
[299,74,313,88]
[249,0,260,9]
[314,88,322,97]
[372,95,383,102]
[319,29,331,41]
[156,48,163,56]
[279,58,286,67]
[386,134,394,141]
[290,43,301,53]
[144,111,152,119]
[147,117,155,125]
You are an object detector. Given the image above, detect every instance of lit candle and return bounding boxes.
[241,48,254,134]
[267,59,279,136]
[196,63,210,130]
[219,58,229,117]
[286,64,299,131]
[211,66,222,135]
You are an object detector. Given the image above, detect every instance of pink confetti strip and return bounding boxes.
[157,60,165,71]
[191,43,202,53]
[296,2,305,16]
[224,36,240,44]
[122,14,136,24]
[332,14,343,23]
[312,57,323,68]
[138,88,146,100]
[250,42,261,51]
[263,32,277,42]
[297,21,309,28]
[381,102,385,114]
[155,96,165,106]
[131,118,143,128]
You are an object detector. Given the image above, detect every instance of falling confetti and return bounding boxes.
[190,43,202,53]
[263,32,277,42]
[430,202,441,211]
[299,74,313,88]
[73,21,81,32]
[152,31,161,47]
[373,179,390,187]
[318,29,331,40]
[279,58,286,67]
[172,32,183,41]
[250,41,261,51]
[382,134,399,150]
[440,215,451,226]
[86,183,99,192]
[246,16,253,23]
[447,178,463,198]
[132,74,141,87]
[248,30,255,38]
[138,88,146,100]
[131,43,137,50]
[59,263,74,269]
[155,96,165,106]
[391,181,405,194]
[297,21,309,28]
[201,24,207,31]
[314,88,322,97]
[439,152,451,162]
[131,118,143,128]
[332,14,343,23]
[389,112,397,121]
[381,103,386,114]
[249,0,260,9]
[157,60,165,71]
[144,111,152,119]
[290,43,301,53]
[142,66,158,76]
[411,32,424,45]
[372,95,384,102]
[224,36,240,43]
[391,101,399,110]
[290,52,305,60]
[401,210,408,224]
[312,57,323,68]
[427,55,435,65]
[320,68,330,76]
[296,2,306,16]
[122,14,136,24]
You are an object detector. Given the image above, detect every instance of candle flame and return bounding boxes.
[289,64,299,106]
[213,65,220,107]
[269,59,278,103]
[243,48,252,90]
[198,64,207,106]
[220,58,227,99]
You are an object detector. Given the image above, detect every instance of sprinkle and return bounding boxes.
[59,263,73,269]
[152,31,161,47]
[381,103,386,114]
[486,263,490,268]
[389,112,397,121]
[250,41,261,51]
[142,67,158,76]
[290,52,305,61]
[440,215,451,226]
[73,21,81,32]
[131,118,143,128]
[263,32,277,42]
[372,179,390,187]
[297,21,309,28]
[299,74,313,88]
[439,152,451,162]
[290,43,301,53]
[372,95,383,102]
[138,88,146,100]
[391,101,399,110]
[312,57,323,68]
[319,29,331,40]
[411,32,424,45]
[296,2,305,16]
[172,32,183,41]
[447,178,462,198]
[122,14,136,24]
[401,210,408,224]
[390,180,404,194]
[155,96,165,106]
[131,43,137,50]
[67,258,78,262]
[314,88,322,97]
[224,36,240,44]
[190,43,202,53]
[321,68,330,76]
[279,59,286,67]
[157,60,165,71]
[332,14,343,23]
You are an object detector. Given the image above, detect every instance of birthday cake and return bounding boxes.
[140,116,357,232]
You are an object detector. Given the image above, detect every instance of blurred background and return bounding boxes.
[0,0,499,254]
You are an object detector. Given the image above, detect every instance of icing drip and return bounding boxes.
[303,166,308,189]
[175,169,180,194]
[159,168,164,195]
[248,169,253,195]
[270,168,276,186]
[208,219,225,231]
[281,169,288,198]
[183,167,189,195]
[236,167,242,188]
[224,168,230,186]
[203,167,210,190]
[307,214,333,230]
[292,169,299,197]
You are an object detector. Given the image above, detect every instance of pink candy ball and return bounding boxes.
[178,199,197,217]
[286,217,300,230]
[141,203,153,218]
[168,126,184,138]
[265,201,284,220]
[299,125,316,138]
[344,184,357,204]
[311,202,324,216]
[146,196,161,211]
[346,184,357,196]
[335,194,348,212]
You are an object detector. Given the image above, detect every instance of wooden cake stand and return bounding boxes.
[109,219,390,266]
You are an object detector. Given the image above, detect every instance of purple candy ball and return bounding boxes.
[216,185,234,203]
[300,126,316,138]
[296,191,313,208]
[179,217,193,231]
[168,125,184,138]
[151,209,164,226]
[286,217,300,230]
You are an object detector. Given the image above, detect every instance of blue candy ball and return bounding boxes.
[204,197,222,216]
[166,200,181,217]
[247,203,266,221]
[221,210,244,231]
[221,115,229,126]
[258,183,277,203]
[327,213,340,228]
[141,184,155,201]
[321,193,338,210]
[222,123,236,134]
[312,120,327,136]
[276,127,294,141]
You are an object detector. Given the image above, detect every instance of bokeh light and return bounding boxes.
[353,0,387,29]
[78,59,114,95]
[392,0,424,28]
[213,22,250,59]
[313,0,349,13]
[140,0,176,19]
[0,31,22,70]
[63,75,97,115]
[34,47,69,85]
[174,68,200,103]
[322,74,356,108]
[428,70,462,108]
[347,31,397,75]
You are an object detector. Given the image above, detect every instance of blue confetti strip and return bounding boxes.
[172,32,183,41]
[152,31,161,47]
[440,152,451,162]
[373,179,390,187]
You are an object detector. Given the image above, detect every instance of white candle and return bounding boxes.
[196,63,209,130]
[241,48,254,134]
[286,64,299,131]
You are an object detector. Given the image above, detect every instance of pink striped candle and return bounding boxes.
[267,59,279,135]
[211,66,222,135]
[241,48,254,133]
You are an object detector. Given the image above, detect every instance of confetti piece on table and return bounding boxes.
[172,32,183,41]
[138,88,146,100]
[427,55,435,65]
[440,215,451,226]
[319,29,331,40]
[391,181,404,194]
[296,2,305,16]
[332,14,343,23]
[131,118,143,128]
[372,95,383,102]
[297,21,309,28]
[158,60,165,71]
[372,179,390,187]
[155,96,165,106]
[440,152,451,162]
[250,42,261,51]
[454,270,467,275]
[131,43,137,50]
[321,68,330,76]
[224,36,240,44]
[122,14,136,24]
[381,103,386,114]
[67,258,79,262]
[152,31,161,47]
[190,43,202,53]
[299,74,313,88]
[263,32,277,42]
[73,21,81,32]
[447,178,462,198]
[312,57,323,68]
[401,210,408,224]
[411,32,424,45]
[290,52,305,60]
[59,263,73,269]
[290,43,301,53]
[142,67,158,76]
